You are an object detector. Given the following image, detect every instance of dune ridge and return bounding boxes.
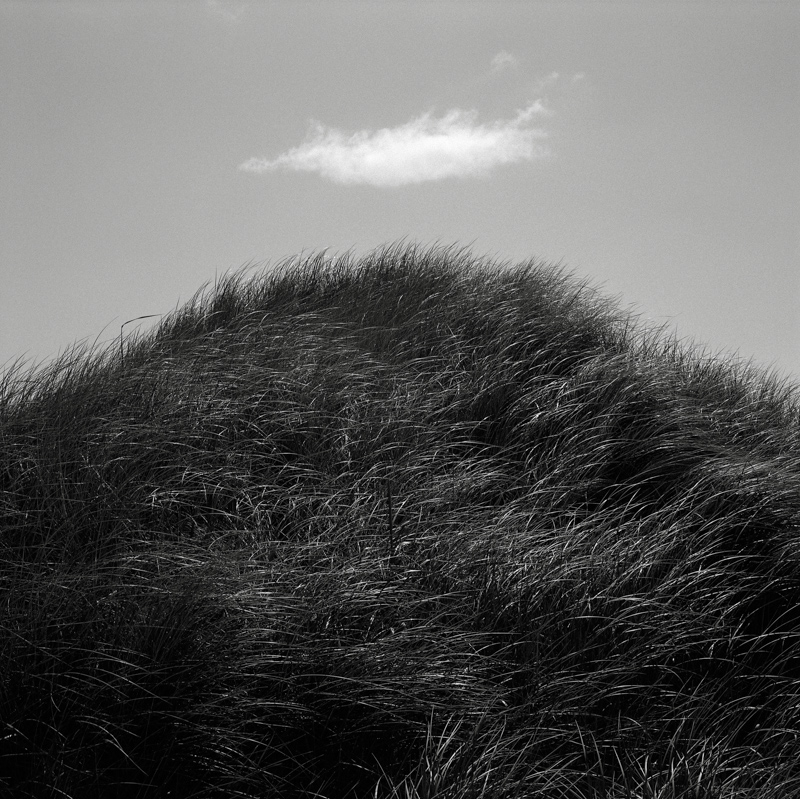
[2,243,800,797]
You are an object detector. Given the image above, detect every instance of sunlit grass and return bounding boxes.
[2,243,800,797]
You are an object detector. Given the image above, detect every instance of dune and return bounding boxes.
[2,243,799,798]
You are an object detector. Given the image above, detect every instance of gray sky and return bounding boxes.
[2,1,799,382]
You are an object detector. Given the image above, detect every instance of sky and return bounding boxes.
[2,0,799,383]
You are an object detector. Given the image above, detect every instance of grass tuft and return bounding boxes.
[2,243,800,797]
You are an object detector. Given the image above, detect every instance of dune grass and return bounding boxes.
[2,243,800,797]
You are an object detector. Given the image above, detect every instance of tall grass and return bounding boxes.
[2,242,800,797]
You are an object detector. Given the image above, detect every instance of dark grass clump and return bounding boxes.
[2,242,800,798]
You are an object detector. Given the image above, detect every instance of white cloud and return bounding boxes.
[535,72,560,92]
[491,51,518,73]
[239,102,550,187]
[206,0,246,23]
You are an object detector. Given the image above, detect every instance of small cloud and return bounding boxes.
[240,102,550,187]
[572,72,586,83]
[535,72,560,93]
[206,0,246,23]
[491,51,518,73]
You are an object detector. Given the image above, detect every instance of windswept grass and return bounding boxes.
[2,243,800,798]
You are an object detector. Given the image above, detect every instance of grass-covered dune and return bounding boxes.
[3,244,800,798]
